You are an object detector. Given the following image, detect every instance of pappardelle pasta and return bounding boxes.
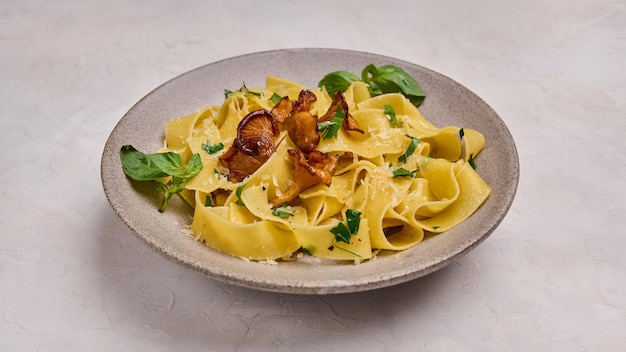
[157,75,490,263]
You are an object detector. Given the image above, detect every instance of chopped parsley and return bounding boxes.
[269,92,282,105]
[392,167,418,178]
[201,140,224,154]
[213,168,226,179]
[225,83,263,98]
[318,104,345,140]
[240,83,262,97]
[468,153,477,170]
[272,203,293,219]
[384,104,400,127]
[330,209,361,244]
[205,195,213,207]
[330,222,352,244]
[235,184,246,206]
[398,135,420,164]
[346,209,361,234]
[459,128,465,140]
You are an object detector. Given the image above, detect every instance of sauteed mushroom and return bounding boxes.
[219,109,279,182]
[319,91,364,134]
[270,149,340,208]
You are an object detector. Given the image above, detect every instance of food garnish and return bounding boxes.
[318,64,426,107]
[119,145,203,212]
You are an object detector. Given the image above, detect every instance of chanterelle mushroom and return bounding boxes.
[285,110,320,154]
[270,96,291,124]
[270,90,321,153]
[219,109,279,182]
[270,149,340,208]
[319,91,364,134]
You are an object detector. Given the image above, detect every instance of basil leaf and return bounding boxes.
[224,89,233,99]
[120,145,169,181]
[318,70,360,96]
[183,153,203,178]
[120,145,203,212]
[147,152,185,177]
[362,64,425,107]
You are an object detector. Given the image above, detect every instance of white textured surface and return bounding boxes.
[1,0,624,351]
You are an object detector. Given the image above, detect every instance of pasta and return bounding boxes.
[159,76,491,262]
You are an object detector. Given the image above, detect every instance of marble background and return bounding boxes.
[1,0,624,351]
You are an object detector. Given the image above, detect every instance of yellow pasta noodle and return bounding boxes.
[160,76,490,262]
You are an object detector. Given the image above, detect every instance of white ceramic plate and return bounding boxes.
[101,48,519,294]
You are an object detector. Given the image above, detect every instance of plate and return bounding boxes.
[101,48,519,294]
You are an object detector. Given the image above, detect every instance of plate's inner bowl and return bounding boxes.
[101,48,518,294]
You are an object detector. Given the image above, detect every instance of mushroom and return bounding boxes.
[319,91,364,134]
[291,90,317,114]
[285,110,320,153]
[219,109,279,182]
[269,149,340,208]
[270,96,292,124]
[271,90,322,154]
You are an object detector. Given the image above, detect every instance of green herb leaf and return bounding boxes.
[205,195,213,207]
[392,167,417,178]
[459,128,465,140]
[332,244,363,258]
[398,135,420,164]
[468,154,477,170]
[318,70,360,96]
[119,145,170,181]
[183,153,203,178]
[224,89,233,99]
[213,167,226,179]
[384,104,400,127]
[269,92,282,105]
[272,203,293,219]
[201,140,224,154]
[346,209,362,235]
[120,145,203,212]
[330,221,351,244]
[318,104,345,139]
[329,209,361,244]
[317,64,426,107]
[240,83,262,97]
[147,152,186,177]
[235,184,246,206]
[362,64,426,107]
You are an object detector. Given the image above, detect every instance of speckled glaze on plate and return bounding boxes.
[101,48,519,294]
